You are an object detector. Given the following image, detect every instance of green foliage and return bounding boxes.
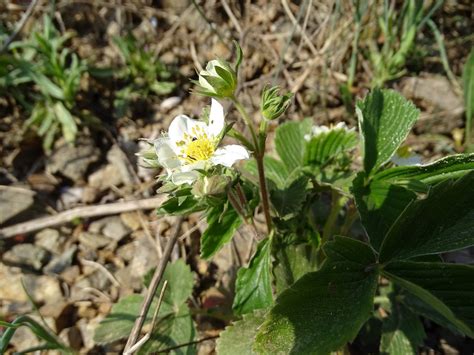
[356,88,419,174]
[379,172,474,262]
[463,48,474,151]
[273,243,318,295]
[274,119,312,172]
[200,204,242,259]
[215,310,265,355]
[359,0,443,86]
[94,260,197,352]
[233,238,273,315]
[236,88,474,353]
[380,302,426,355]
[1,15,87,151]
[0,315,71,354]
[254,237,379,354]
[383,262,474,337]
[113,34,175,117]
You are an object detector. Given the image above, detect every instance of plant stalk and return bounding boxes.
[231,96,272,233]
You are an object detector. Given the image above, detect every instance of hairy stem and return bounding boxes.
[231,96,272,233]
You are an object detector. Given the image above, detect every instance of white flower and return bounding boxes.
[304,122,355,141]
[154,99,249,185]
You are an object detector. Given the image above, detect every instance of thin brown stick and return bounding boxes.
[124,280,169,355]
[124,217,184,352]
[0,196,166,239]
[0,0,41,53]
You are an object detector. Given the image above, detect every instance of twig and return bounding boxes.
[124,281,169,355]
[221,0,242,35]
[0,0,40,53]
[0,196,166,239]
[124,217,184,352]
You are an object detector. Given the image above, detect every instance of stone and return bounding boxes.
[116,242,136,262]
[60,265,80,284]
[58,186,84,209]
[88,164,123,190]
[9,324,42,352]
[0,185,35,224]
[129,234,159,278]
[3,243,51,271]
[44,245,77,275]
[400,74,464,133]
[77,316,103,350]
[23,275,63,304]
[0,264,29,303]
[89,216,131,242]
[78,231,114,250]
[47,137,100,182]
[120,212,142,231]
[107,144,139,186]
[35,228,62,253]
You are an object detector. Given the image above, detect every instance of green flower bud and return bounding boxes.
[195,59,237,98]
[260,86,293,120]
[191,175,230,198]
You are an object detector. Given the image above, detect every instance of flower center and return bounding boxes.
[177,126,216,164]
[182,137,215,163]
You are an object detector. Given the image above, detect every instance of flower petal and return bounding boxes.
[211,144,249,167]
[208,99,225,137]
[154,138,181,172]
[168,115,208,149]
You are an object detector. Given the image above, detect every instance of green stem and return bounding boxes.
[322,190,345,241]
[231,97,259,152]
[231,96,272,233]
[317,190,346,266]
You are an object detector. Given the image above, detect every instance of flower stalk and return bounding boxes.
[231,96,272,234]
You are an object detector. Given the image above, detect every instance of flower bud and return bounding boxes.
[191,175,230,198]
[260,86,292,120]
[195,59,237,98]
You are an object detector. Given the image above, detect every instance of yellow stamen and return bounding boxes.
[180,133,216,164]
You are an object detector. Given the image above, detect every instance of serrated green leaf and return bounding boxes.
[275,119,312,172]
[254,237,378,354]
[303,128,358,167]
[96,260,194,345]
[157,194,202,216]
[270,176,308,219]
[383,261,474,337]
[273,243,318,295]
[200,205,242,259]
[356,89,419,174]
[374,153,474,185]
[216,310,265,355]
[138,306,196,355]
[233,238,273,315]
[353,173,416,251]
[380,303,426,355]
[379,171,474,262]
[144,259,194,308]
